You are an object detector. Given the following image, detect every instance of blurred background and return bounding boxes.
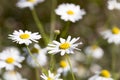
[0,0,120,80]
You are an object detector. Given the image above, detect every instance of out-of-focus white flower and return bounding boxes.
[57,60,70,76]
[16,0,44,9]
[101,26,120,45]
[26,44,47,67]
[88,70,113,80]
[0,47,25,70]
[55,3,85,23]
[84,45,104,59]
[41,70,63,80]
[9,30,41,45]
[70,51,86,62]
[74,64,87,78]
[90,64,102,73]
[107,0,120,10]
[3,71,27,80]
[47,36,82,56]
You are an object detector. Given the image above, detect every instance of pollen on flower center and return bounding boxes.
[67,10,74,15]
[59,42,70,49]
[27,0,35,2]
[6,57,15,64]
[47,77,53,80]
[20,33,30,39]
[100,70,111,78]
[112,27,120,34]
[60,60,67,68]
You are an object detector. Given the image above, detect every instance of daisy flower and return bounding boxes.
[9,30,41,45]
[88,70,113,80]
[55,3,85,23]
[90,64,102,73]
[0,47,25,70]
[41,70,62,80]
[84,45,104,59]
[57,60,70,76]
[107,0,120,10]
[16,0,44,9]
[100,26,120,45]
[3,71,27,80]
[26,44,47,67]
[47,36,82,56]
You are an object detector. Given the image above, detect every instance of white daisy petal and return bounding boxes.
[88,70,113,80]
[9,30,41,45]
[0,47,25,70]
[16,0,45,9]
[47,36,82,56]
[101,26,120,45]
[55,3,85,22]
[60,38,66,43]
[3,71,27,80]
[41,70,63,80]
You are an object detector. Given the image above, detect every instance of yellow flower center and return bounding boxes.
[112,27,120,34]
[60,60,67,68]
[10,71,16,74]
[31,48,39,54]
[100,70,111,78]
[92,45,98,50]
[59,42,70,50]
[6,57,15,64]
[20,33,30,39]
[27,0,35,2]
[47,77,53,80]
[67,10,74,15]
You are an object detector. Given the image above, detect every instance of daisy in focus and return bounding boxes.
[107,0,120,10]
[26,44,47,67]
[55,3,86,23]
[100,26,120,45]
[57,60,70,76]
[84,45,104,59]
[88,70,113,80]
[41,70,62,80]
[0,47,25,70]
[9,30,41,45]
[47,36,82,56]
[3,71,27,80]
[16,0,44,9]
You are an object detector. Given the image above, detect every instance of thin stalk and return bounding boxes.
[26,45,46,73]
[31,8,49,45]
[111,51,115,75]
[111,45,116,79]
[50,0,57,41]
[35,68,40,80]
[66,54,75,80]
[86,56,93,68]
[60,22,70,38]
[49,54,55,72]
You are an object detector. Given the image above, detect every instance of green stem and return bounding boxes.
[112,51,115,75]
[60,22,70,38]
[35,68,40,80]
[49,54,55,72]
[66,54,76,80]
[50,0,57,41]
[86,55,93,68]
[31,8,49,45]
[26,45,46,73]
[111,45,116,79]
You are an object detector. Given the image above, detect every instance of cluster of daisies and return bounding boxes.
[0,0,119,80]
